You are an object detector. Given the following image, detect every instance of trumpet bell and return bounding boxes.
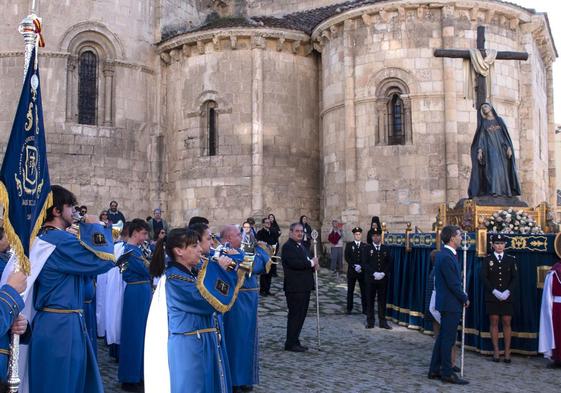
[112,220,124,240]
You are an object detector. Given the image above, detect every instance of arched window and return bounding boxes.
[388,94,405,145]
[208,104,217,156]
[374,78,413,146]
[201,100,218,156]
[64,26,118,126]
[78,51,98,125]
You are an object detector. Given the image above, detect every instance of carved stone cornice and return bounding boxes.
[157,27,311,63]
[311,0,536,44]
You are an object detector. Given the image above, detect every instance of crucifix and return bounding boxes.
[434,26,528,110]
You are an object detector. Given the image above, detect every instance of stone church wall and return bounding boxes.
[314,0,555,233]
[159,29,319,228]
[0,0,158,220]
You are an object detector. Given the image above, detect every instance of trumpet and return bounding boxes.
[112,220,124,240]
[209,251,253,276]
[270,244,281,265]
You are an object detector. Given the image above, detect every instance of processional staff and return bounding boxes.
[311,229,321,350]
[460,231,469,378]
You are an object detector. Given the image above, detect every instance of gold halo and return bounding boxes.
[555,232,561,259]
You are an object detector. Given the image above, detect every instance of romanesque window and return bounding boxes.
[202,100,218,156]
[388,94,405,145]
[375,79,412,146]
[63,27,118,126]
[78,51,98,125]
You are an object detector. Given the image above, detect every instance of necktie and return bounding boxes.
[498,255,502,262]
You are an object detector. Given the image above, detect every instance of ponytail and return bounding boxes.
[149,228,201,277]
[150,237,167,277]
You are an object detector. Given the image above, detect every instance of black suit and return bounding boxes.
[344,241,367,313]
[257,228,276,295]
[282,238,314,348]
[362,243,393,326]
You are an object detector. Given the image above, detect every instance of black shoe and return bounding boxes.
[284,344,308,352]
[295,341,308,351]
[345,310,352,315]
[492,356,500,363]
[503,358,511,364]
[452,366,461,373]
[266,291,274,296]
[546,361,561,369]
[121,383,140,392]
[241,386,254,392]
[380,322,392,330]
[233,387,244,393]
[259,291,268,297]
[427,372,441,380]
[441,373,469,385]
[365,324,374,329]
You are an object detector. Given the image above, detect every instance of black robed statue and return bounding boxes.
[468,103,521,199]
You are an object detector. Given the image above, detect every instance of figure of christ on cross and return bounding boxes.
[434,26,529,110]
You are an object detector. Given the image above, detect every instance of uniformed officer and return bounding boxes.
[362,227,393,329]
[344,227,367,315]
[480,234,518,363]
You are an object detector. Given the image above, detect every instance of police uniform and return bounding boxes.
[344,227,367,314]
[362,228,393,329]
[480,234,518,316]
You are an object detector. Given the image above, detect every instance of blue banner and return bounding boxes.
[0,48,51,274]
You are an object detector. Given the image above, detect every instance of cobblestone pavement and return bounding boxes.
[99,268,559,393]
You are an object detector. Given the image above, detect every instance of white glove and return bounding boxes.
[373,272,381,280]
[353,264,362,273]
[501,289,511,300]
[378,272,385,280]
[492,289,502,300]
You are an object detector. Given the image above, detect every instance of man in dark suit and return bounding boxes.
[257,217,277,297]
[345,227,367,315]
[428,225,469,385]
[362,227,393,329]
[281,222,319,352]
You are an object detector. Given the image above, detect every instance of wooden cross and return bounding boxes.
[434,26,528,109]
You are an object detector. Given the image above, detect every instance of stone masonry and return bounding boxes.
[0,0,557,241]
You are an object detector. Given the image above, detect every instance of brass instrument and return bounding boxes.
[112,220,124,240]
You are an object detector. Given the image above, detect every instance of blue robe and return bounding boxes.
[223,248,270,387]
[118,244,152,384]
[29,227,114,393]
[83,277,97,358]
[0,284,25,382]
[166,262,230,393]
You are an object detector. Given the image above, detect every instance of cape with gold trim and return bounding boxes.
[196,256,245,314]
[77,222,116,261]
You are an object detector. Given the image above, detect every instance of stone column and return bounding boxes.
[103,61,114,126]
[343,19,358,206]
[441,5,459,203]
[251,39,264,216]
[65,56,77,122]
[545,63,557,207]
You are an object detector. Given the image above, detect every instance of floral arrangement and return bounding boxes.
[484,208,544,235]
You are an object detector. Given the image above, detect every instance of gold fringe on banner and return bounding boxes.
[0,182,52,275]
